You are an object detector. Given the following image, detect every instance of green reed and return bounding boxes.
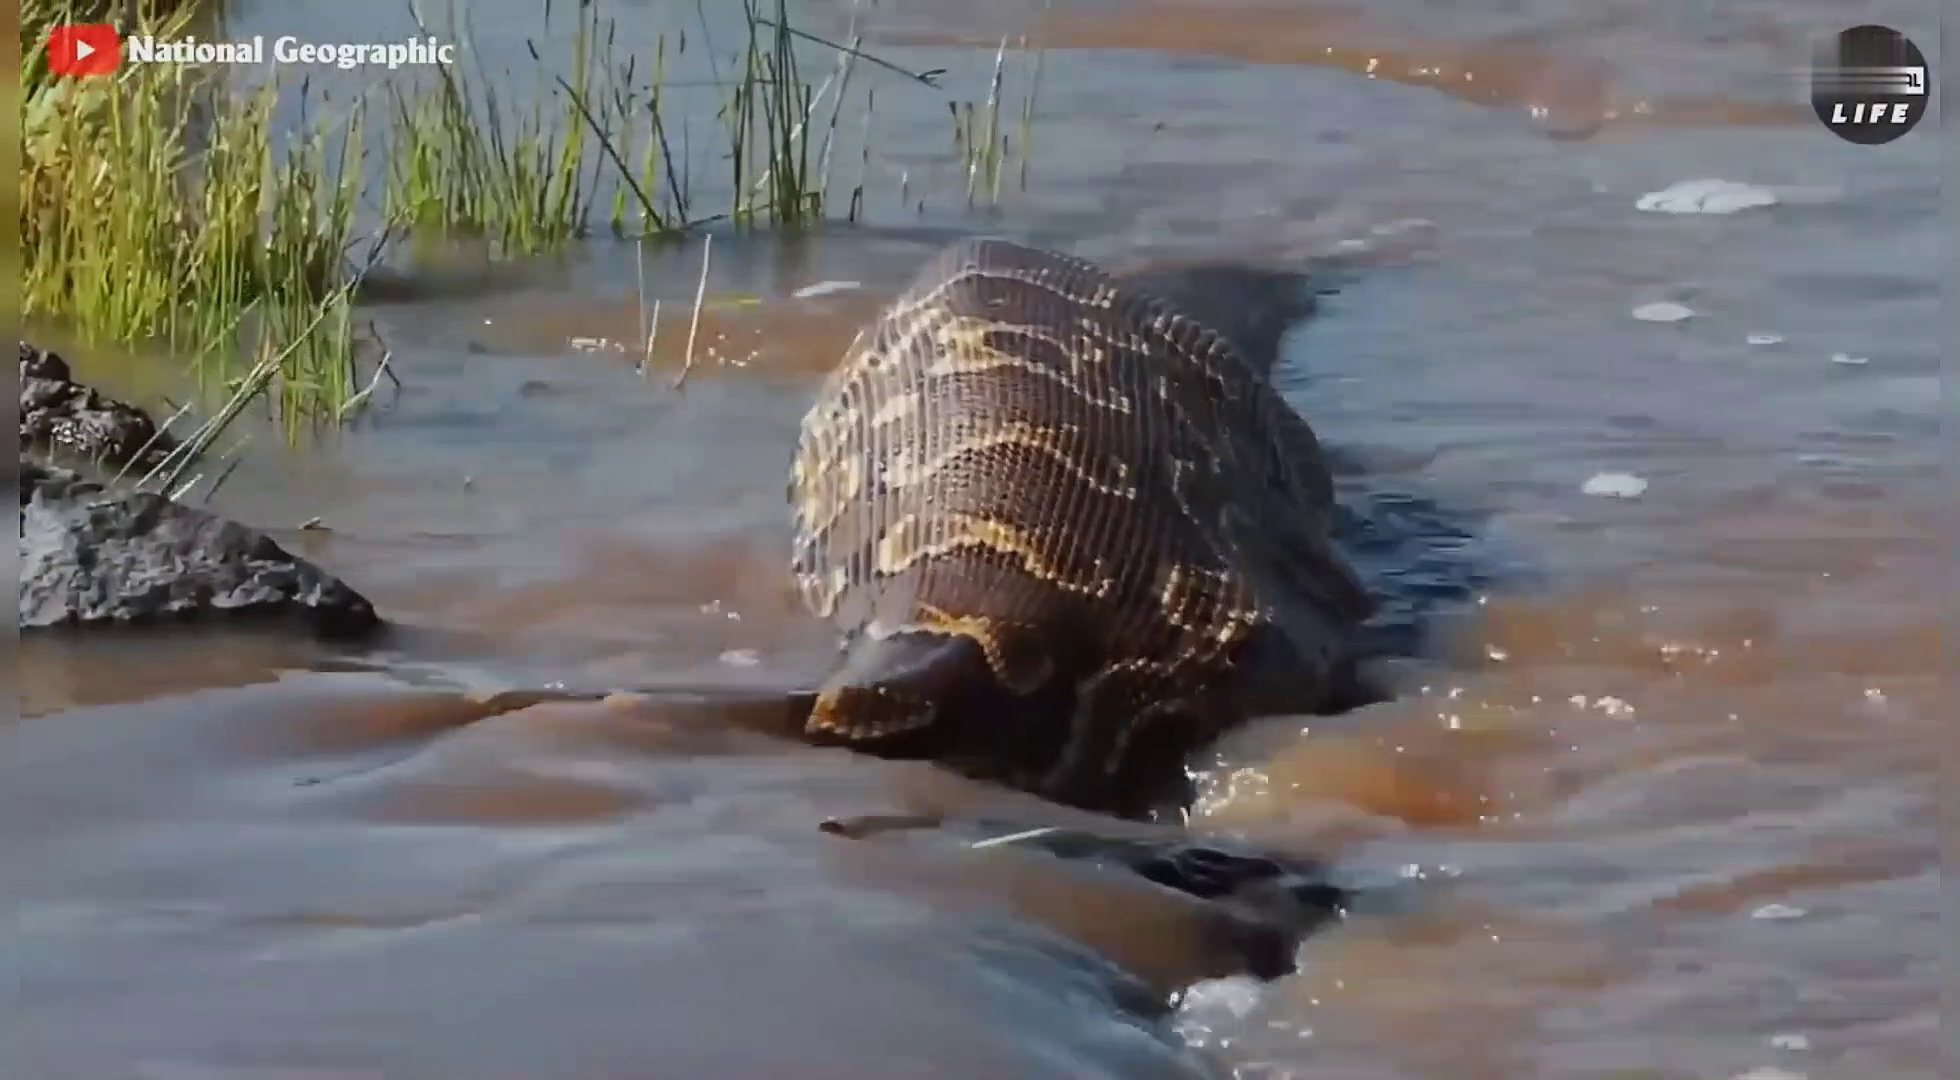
[19,0,1045,447]
[950,36,1044,206]
[20,0,371,431]
[382,0,614,253]
[724,0,817,227]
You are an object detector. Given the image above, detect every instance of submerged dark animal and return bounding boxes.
[788,238,1375,816]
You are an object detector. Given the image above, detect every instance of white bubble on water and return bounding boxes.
[1582,472,1649,498]
[1635,178,1779,214]
[792,279,861,299]
[1593,695,1636,717]
[1632,301,1695,323]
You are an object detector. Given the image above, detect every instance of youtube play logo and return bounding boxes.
[47,24,121,78]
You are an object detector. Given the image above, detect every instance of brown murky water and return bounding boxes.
[7,1,1945,1078]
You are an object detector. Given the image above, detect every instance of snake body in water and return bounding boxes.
[789,237,1377,818]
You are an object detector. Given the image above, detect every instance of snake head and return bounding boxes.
[804,630,996,748]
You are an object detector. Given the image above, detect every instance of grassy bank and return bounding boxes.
[19,0,1043,449]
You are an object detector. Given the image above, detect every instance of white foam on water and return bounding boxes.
[1635,178,1779,215]
[1632,301,1695,323]
[1582,472,1649,498]
[792,280,862,299]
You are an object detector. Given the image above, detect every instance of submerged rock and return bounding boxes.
[18,462,382,638]
[821,813,1351,981]
[19,341,177,472]
[1012,828,1350,978]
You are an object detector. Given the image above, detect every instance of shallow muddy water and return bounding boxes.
[6,1,1947,1078]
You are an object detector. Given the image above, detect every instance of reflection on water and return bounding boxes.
[6,0,1942,1077]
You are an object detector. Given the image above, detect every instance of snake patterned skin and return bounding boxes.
[788,237,1375,815]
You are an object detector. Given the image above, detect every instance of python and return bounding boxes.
[787,238,1376,818]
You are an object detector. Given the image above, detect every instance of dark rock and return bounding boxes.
[18,462,382,639]
[19,341,178,472]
